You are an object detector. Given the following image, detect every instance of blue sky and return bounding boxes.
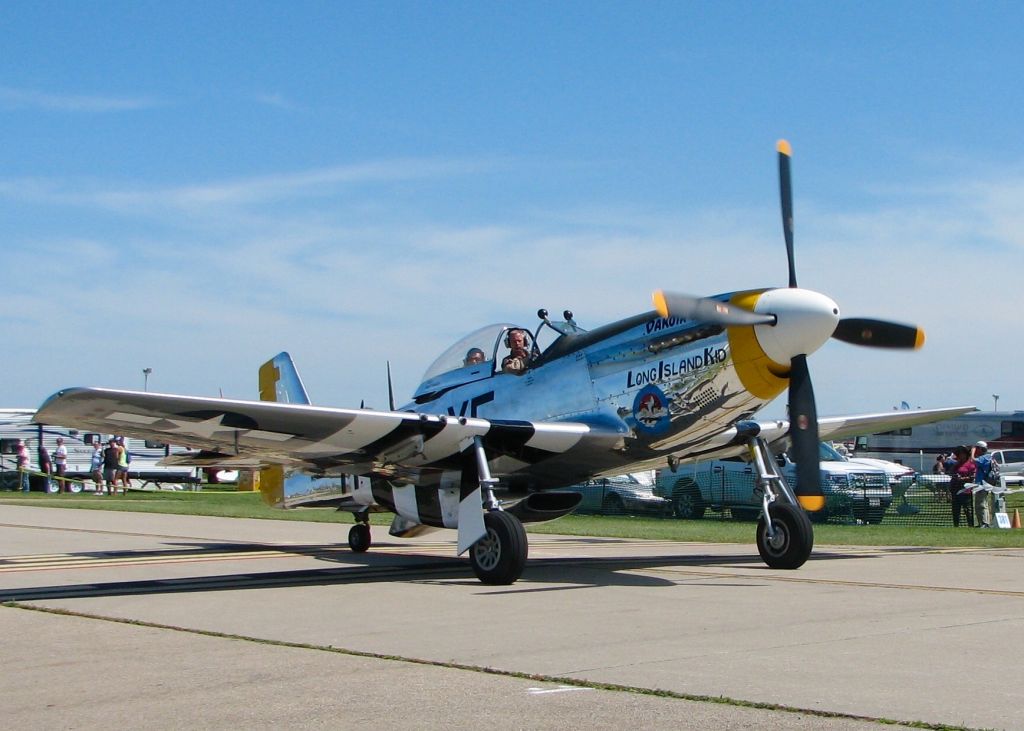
[1,1,1021,416]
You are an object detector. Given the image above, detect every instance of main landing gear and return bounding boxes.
[466,435,528,585]
[469,510,528,585]
[748,437,814,570]
[341,436,531,586]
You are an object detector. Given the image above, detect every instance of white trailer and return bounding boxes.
[0,408,199,492]
[852,410,1024,473]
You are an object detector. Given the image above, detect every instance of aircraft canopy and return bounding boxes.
[420,323,521,383]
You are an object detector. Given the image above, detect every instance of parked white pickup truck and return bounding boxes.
[989,449,1024,476]
[655,442,893,523]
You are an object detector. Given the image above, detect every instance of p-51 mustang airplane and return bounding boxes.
[34,141,973,585]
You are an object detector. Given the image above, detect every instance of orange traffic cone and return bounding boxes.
[1013,509,1022,529]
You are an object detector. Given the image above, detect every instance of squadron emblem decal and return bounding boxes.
[632,385,670,434]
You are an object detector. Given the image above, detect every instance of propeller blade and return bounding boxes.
[653,290,776,326]
[832,318,925,349]
[777,139,797,288]
[788,354,824,512]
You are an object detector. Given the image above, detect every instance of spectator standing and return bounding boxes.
[38,441,52,494]
[971,441,994,528]
[103,439,120,495]
[16,439,30,492]
[946,446,975,527]
[54,436,69,492]
[116,437,130,491]
[89,442,104,494]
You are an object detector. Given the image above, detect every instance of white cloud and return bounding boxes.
[0,159,501,222]
[0,86,162,112]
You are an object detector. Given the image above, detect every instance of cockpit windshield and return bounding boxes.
[420,323,515,382]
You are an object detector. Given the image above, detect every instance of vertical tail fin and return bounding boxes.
[257,352,309,505]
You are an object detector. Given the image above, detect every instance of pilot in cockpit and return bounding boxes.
[501,328,532,375]
[464,347,486,366]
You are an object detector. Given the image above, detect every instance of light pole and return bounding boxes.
[993,394,999,411]
[143,368,152,391]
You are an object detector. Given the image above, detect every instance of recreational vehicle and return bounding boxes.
[852,410,1024,473]
[0,409,199,492]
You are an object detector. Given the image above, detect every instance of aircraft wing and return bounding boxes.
[814,406,978,444]
[33,387,624,474]
[682,405,978,462]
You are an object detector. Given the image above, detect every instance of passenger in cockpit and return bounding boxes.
[501,329,532,375]
[464,347,486,366]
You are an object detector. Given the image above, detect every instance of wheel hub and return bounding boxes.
[765,521,789,553]
[473,527,501,571]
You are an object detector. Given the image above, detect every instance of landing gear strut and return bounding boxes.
[465,436,528,585]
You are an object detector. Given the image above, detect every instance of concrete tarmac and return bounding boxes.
[2,503,1022,730]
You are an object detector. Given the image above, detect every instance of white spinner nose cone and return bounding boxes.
[752,288,840,364]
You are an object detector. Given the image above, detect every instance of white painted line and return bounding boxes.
[527,686,595,696]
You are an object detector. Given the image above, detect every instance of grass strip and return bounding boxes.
[2,490,1023,548]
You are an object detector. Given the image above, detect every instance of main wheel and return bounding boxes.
[469,511,528,585]
[756,502,813,569]
[348,523,371,553]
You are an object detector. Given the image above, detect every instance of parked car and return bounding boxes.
[655,442,892,523]
[844,455,916,488]
[565,474,671,516]
[989,449,1024,476]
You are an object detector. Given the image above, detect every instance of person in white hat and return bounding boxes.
[971,441,993,527]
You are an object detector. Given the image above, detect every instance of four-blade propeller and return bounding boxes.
[653,140,926,510]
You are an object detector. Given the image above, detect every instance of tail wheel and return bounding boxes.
[469,511,528,585]
[348,523,371,553]
[756,502,813,569]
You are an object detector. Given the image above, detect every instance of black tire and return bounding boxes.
[672,481,705,520]
[469,511,528,585]
[602,493,625,515]
[756,502,813,569]
[348,523,371,553]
